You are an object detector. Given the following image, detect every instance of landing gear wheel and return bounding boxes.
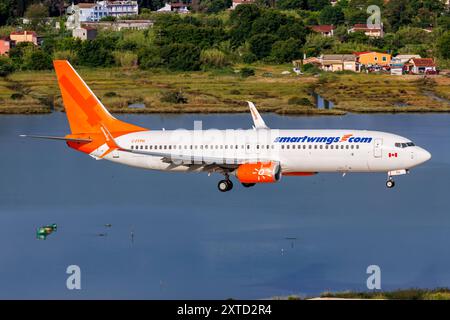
[386,179,395,189]
[218,179,233,192]
[242,183,256,188]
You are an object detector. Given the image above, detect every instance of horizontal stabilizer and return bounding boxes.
[19,134,92,143]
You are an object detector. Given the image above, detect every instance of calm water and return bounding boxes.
[0,112,449,299]
[313,93,334,109]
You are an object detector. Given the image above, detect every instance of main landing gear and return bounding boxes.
[218,174,233,192]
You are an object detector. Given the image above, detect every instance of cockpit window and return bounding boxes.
[395,142,415,148]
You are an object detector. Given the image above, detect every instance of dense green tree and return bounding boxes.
[303,33,335,56]
[77,40,115,67]
[138,46,163,69]
[200,0,232,13]
[276,0,306,10]
[319,6,345,25]
[270,38,303,63]
[138,0,165,11]
[437,31,450,59]
[156,24,226,49]
[229,4,261,46]
[23,49,52,70]
[384,0,414,32]
[307,0,330,11]
[0,56,14,76]
[24,3,49,29]
[251,10,288,35]
[160,43,201,71]
[0,0,13,26]
[248,33,279,59]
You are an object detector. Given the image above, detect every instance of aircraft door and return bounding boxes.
[374,138,383,158]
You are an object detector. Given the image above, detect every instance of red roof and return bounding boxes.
[78,3,96,8]
[352,24,382,31]
[10,30,37,36]
[171,2,188,7]
[310,25,335,33]
[411,58,435,67]
[354,51,372,56]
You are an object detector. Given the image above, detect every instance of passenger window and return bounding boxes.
[346,145,349,149]
[309,145,312,149]
[286,145,289,149]
[314,145,318,149]
[281,145,285,149]
[356,145,359,149]
[351,145,354,149]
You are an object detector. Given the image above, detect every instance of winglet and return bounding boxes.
[247,101,268,129]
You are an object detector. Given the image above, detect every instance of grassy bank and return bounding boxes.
[273,288,450,300]
[0,65,449,115]
[319,288,450,300]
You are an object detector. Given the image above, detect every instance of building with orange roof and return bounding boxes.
[9,30,38,46]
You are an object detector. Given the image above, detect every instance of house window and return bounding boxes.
[382,57,387,62]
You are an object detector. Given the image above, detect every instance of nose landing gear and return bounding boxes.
[386,178,395,189]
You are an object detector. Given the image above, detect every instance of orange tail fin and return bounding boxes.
[53,60,146,135]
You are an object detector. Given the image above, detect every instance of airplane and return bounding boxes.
[21,60,431,192]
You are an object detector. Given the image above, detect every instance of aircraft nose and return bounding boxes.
[416,147,431,164]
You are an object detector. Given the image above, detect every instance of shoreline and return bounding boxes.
[1,67,449,116]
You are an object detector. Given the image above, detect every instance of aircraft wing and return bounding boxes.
[20,134,92,143]
[120,147,271,167]
[247,101,269,129]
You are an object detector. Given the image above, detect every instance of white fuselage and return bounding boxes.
[90,129,431,175]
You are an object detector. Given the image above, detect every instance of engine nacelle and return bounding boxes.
[236,162,281,184]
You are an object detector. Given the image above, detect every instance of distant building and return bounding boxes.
[392,54,421,64]
[156,2,190,13]
[348,23,384,38]
[355,51,391,66]
[73,1,139,22]
[406,58,437,74]
[231,0,255,10]
[0,37,12,55]
[309,25,335,37]
[83,19,153,31]
[72,26,98,40]
[9,30,38,46]
[321,54,359,72]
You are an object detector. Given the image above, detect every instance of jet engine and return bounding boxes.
[235,162,281,184]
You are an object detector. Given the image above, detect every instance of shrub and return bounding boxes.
[160,43,201,71]
[0,56,15,77]
[104,91,119,97]
[10,93,24,100]
[240,67,255,77]
[160,90,188,104]
[241,52,257,63]
[113,51,138,68]
[23,49,52,70]
[53,50,78,64]
[200,49,230,69]
[270,38,303,63]
[302,63,321,74]
[288,96,312,106]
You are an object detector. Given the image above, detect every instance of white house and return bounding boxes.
[72,1,138,22]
